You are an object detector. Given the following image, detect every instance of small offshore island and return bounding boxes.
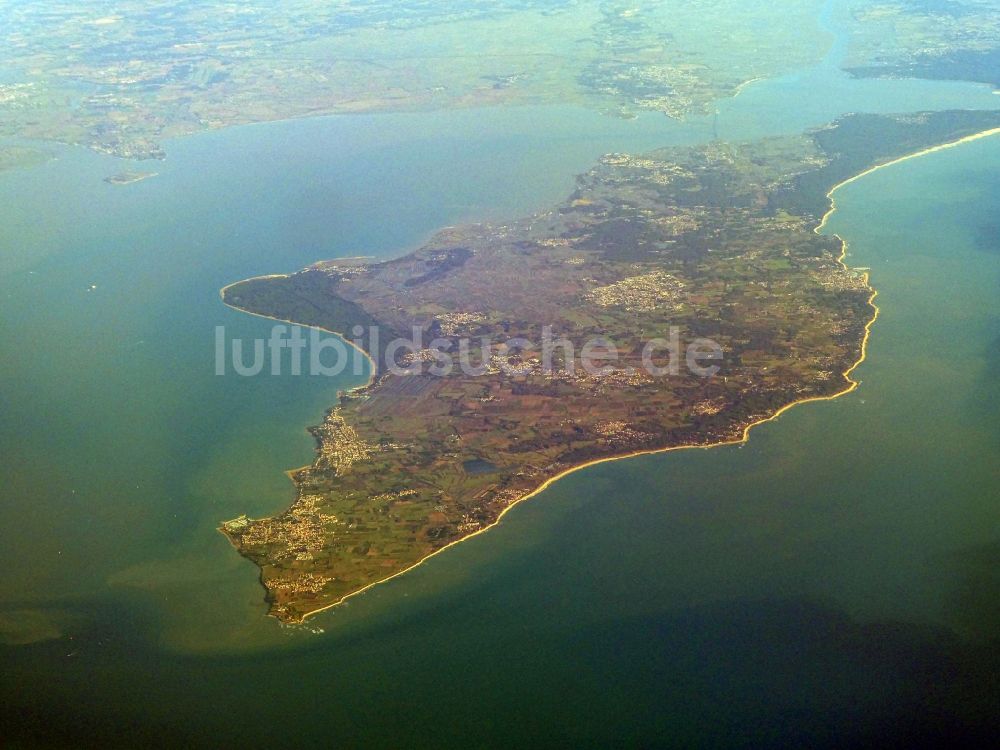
[221,110,1000,623]
[103,170,158,186]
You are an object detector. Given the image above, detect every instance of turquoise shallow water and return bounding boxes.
[1,15,1000,747]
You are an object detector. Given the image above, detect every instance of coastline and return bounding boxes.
[215,278,384,593]
[216,278,381,475]
[219,126,1000,624]
[732,77,764,98]
[252,278,877,624]
[217,273,380,382]
[815,126,1000,232]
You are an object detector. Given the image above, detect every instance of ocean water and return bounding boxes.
[0,105,717,655]
[2,14,999,750]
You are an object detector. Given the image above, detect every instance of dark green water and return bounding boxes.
[1,23,999,749]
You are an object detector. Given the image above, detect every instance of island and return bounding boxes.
[220,110,1000,623]
[103,171,158,186]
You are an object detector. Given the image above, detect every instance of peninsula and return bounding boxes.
[221,110,1000,623]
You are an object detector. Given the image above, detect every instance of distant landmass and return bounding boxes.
[6,1,998,165]
[842,0,1000,88]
